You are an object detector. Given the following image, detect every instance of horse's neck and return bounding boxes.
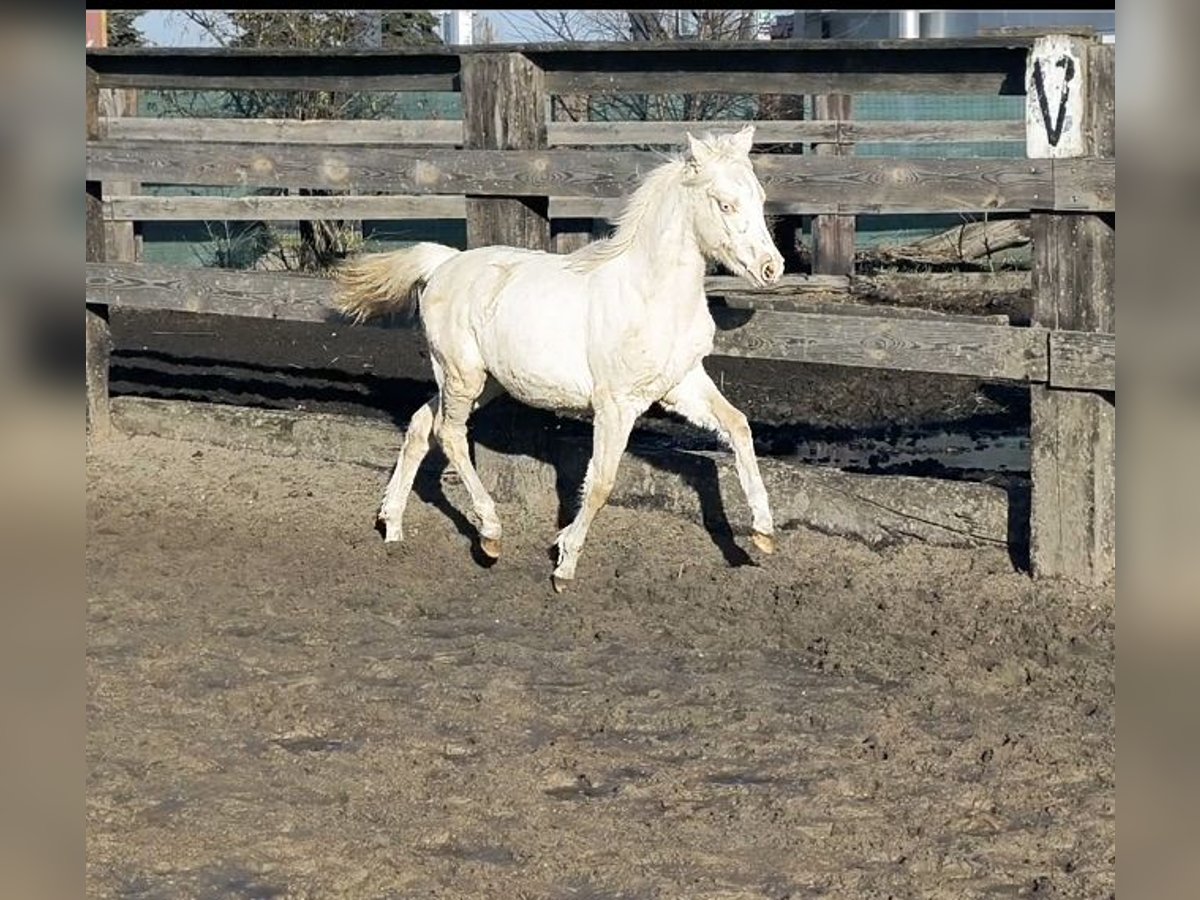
[624,184,707,300]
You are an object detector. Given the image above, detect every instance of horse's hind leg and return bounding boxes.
[378,396,441,543]
[660,365,775,553]
[436,366,504,559]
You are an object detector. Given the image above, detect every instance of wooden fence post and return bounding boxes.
[86,66,113,441]
[811,93,855,275]
[461,52,551,251]
[551,92,596,255]
[100,86,140,263]
[1027,35,1115,584]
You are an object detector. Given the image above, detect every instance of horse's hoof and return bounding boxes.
[480,536,502,559]
[551,574,571,594]
[751,531,776,555]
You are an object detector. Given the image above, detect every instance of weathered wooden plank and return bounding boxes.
[553,218,598,254]
[851,271,1031,299]
[1051,157,1115,212]
[552,198,857,219]
[713,295,1010,325]
[108,193,639,223]
[87,50,460,92]
[95,72,459,92]
[100,88,140,263]
[1049,330,1115,391]
[811,93,856,276]
[87,262,1051,382]
[88,141,1076,213]
[751,156,1059,214]
[86,66,112,441]
[87,262,334,324]
[84,39,1038,96]
[104,116,464,146]
[1029,37,1115,585]
[88,38,1039,62]
[462,52,550,251]
[86,305,113,440]
[545,69,1018,97]
[536,46,1028,96]
[547,119,1025,146]
[105,194,468,222]
[710,307,1048,382]
[705,274,849,295]
[99,118,1022,153]
[1086,42,1116,158]
[852,270,1032,323]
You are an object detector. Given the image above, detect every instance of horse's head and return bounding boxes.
[683,125,784,287]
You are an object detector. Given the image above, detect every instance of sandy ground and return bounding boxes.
[87,433,1113,899]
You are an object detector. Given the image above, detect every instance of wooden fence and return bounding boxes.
[85,36,1115,584]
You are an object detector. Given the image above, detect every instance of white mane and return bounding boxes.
[565,154,688,274]
[565,132,755,275]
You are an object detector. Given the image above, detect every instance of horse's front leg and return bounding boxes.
[660,365,776,553]
[552,397,644,592]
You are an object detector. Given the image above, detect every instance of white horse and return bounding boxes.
[334,124,784,591]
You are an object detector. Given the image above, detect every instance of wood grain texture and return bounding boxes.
[86,65,112,440]
[461,53,550,251]
[710,307,1048,382]
[1051,158,1115,212]
[1049,330,1115,391]
[87,50,460,92]
[86,305,113,439]
[103,116,1026,148]
[548,119,1025,146]
[88,141,1094,213]
[535,46,1027,96]
[100,88,140,264]
[106,193,768,223]
[105,117,465,146]
[811,94,856,276]
[713,295,1010,326]
[87,262,334,324]
[1029,36,1116,585]
[105,194,468,222]
[86,262,1052,383]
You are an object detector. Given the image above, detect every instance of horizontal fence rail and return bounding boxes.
[86,141,1111,214]
[89,38,1036,96]
[101,116,1028,147]
[85,261,1110,389]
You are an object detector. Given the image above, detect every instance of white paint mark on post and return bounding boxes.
[1026,35,1086,159]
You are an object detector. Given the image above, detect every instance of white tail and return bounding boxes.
[332,242,461,324]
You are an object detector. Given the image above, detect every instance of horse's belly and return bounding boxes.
[481,306,593,411]
[495,363,592,411]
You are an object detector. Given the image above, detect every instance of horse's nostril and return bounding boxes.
[761,262,776,281]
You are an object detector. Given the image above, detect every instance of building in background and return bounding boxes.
[771,10,1114,41]
[432,9,475,46]
[86,10,107,47]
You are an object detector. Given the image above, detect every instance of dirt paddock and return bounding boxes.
[87,432,1114,899]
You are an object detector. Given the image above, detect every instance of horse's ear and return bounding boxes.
[731,124,755,156]
[687,132,714,166]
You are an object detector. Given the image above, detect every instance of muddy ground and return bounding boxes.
[87,432,1113,899]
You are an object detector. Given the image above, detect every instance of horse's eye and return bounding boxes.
[719,200,735,214]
